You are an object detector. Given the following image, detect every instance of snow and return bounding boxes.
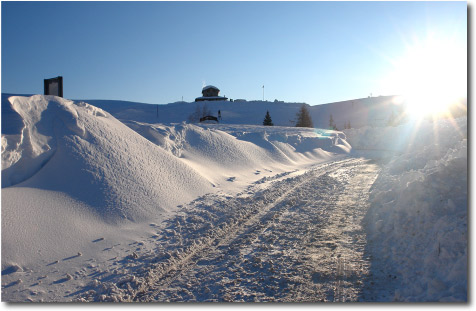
[1,94,350,302]
[73,95,402,129]
[202,85,219,91]
[1,94,467,303]
[2,96,214,222]
[344,117,467,302]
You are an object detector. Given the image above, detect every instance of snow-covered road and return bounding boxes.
[2,95,467,302]
[82,157,381,302]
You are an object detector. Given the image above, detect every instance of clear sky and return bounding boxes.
[1,1,467,106]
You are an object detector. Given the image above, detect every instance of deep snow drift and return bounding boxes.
[1,95,350,302]
[124,121,350,192]
[2,95,215,221]
[345,117,467,302]
[1,94,467,302]
[2,95,218,274]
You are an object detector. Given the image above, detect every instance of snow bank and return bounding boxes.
[350,117,468,301]
[1,95,215,269]
[1,95,349,273]
[122,122,350,192]
[2,93,466,302]
[2,95,213,222]
[2,188,118,267]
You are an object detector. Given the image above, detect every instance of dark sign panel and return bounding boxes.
[44,76,63,97]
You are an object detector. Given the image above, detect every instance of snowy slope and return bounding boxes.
[81,99,306,126]
[2,95,222,274]
[2,95,214,221]
[124,121,350,192]
[5,92,465,131]
[1,93,467,302]
[1,95,348,296]
[344,117,468,302]
[79,95,402,129]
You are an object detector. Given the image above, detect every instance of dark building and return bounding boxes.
[195,85,228,102]
[44,76,63,97]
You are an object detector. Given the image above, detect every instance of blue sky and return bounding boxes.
[1,1,467,105]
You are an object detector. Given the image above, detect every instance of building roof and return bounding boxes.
[195,96,228,101]
[202,85,220,92]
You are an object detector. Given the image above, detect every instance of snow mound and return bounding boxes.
[2,95,213,223]
[1,95,350,272]
[123,122,350,191]
[354,117,467,302]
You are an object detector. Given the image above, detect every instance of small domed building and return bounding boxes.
[195,85,228,102]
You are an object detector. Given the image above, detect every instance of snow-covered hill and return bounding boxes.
[2,95,214,220]
[3,93,466,131]
[1,95,349,283]
[68,95,401,129]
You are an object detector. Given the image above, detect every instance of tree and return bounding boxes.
[343,120,351,129]
[329,114,335,129]
[295,104,314,128]
[188,103,212,123]
[263,110,274,126]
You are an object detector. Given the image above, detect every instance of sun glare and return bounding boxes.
[384,35,466,119]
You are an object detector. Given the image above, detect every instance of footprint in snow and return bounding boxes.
[1,264,23,275]
[63,253,82,261]
[53,274,73,284]
[3,279,22,288]
[227,177,236,182]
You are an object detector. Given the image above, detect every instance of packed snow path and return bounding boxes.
[83,158,380,302]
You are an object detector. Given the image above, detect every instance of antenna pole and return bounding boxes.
[262,85,264,101]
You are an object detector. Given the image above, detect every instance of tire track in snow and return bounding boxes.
[127,158,378,302]
[129,159,355,301]
[78,158,378,302]
[284,160,380,302]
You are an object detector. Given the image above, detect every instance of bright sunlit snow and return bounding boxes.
[1,94,467,302]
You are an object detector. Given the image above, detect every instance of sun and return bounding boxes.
[384,35,466,119]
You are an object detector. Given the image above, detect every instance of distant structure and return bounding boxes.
[200,115,219,123]
[195,85,228,102]
[44,76,63,97]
